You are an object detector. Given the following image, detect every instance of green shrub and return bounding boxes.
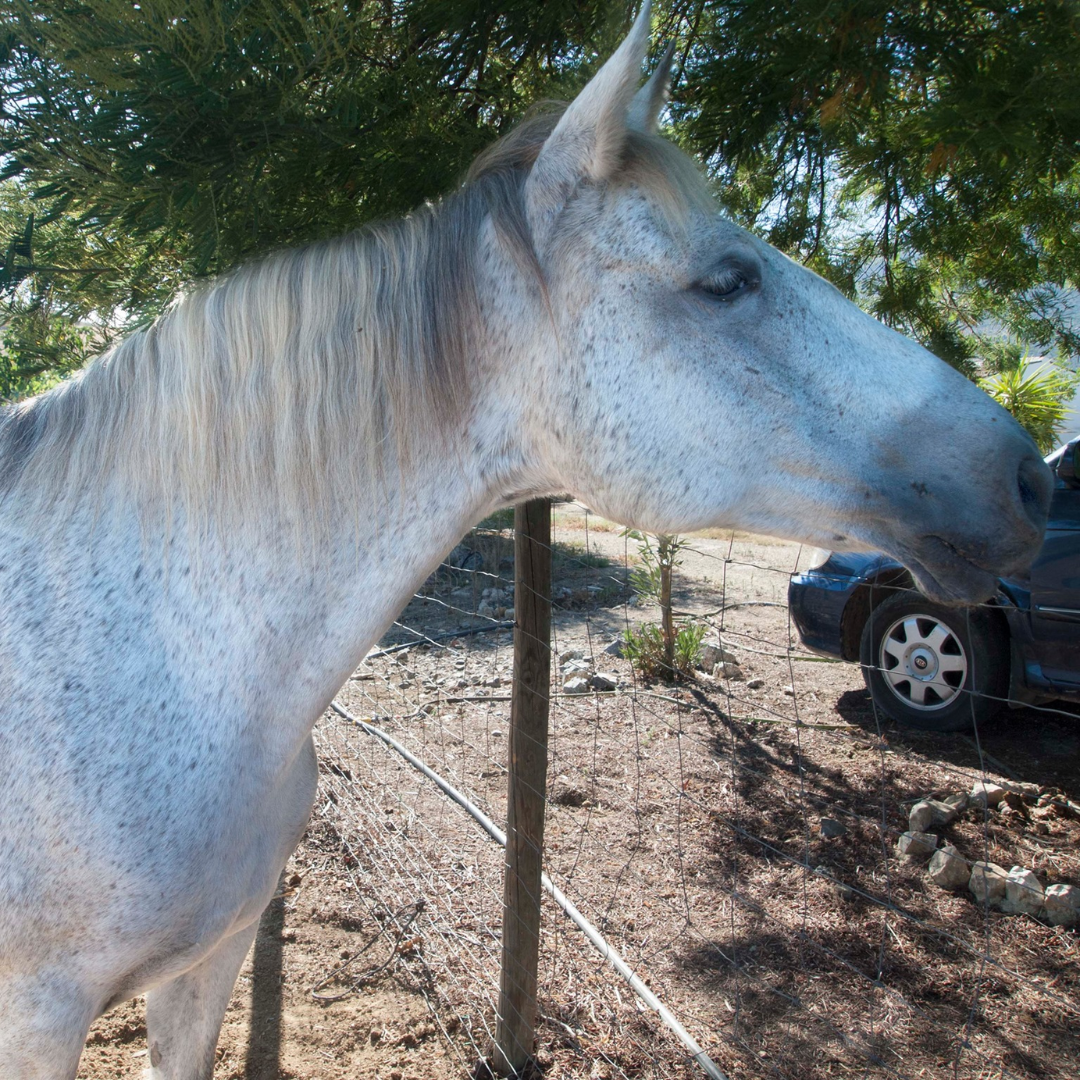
[674,621,707,673]
[623,620,706,680]
[979,357,1077,454]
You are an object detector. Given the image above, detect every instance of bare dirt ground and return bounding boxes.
[78,507,1080,1080]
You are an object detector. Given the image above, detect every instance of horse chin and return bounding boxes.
[899,539,1002,607]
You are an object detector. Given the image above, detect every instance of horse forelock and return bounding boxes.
[0,105,711,530]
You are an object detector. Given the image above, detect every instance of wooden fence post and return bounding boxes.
[493,498,552,1074]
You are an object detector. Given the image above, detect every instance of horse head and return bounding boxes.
[482,3,1051,605]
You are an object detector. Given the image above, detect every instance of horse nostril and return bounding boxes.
[1017,453,1052,531]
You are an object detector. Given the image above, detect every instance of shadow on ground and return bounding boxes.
[835,687,1080,801]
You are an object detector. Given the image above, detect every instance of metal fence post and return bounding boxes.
[493,498,552,1074]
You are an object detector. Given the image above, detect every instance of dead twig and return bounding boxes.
[310,900,426,1002]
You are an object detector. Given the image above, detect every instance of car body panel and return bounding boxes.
[787,552,879,658]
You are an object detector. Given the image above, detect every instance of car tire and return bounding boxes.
[859,591,1007,732]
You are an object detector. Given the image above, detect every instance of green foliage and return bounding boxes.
[622,620,705,680]
[622,622,666,678]
[673,619,707,673]
[671,0,1080,365]
[625,530,685,605]
[0,180,156,397]
[1,0,1078,389]
[623,530,703,680]
[0,316,92,401]
[979,357,1077,454]
[0,0,621,379]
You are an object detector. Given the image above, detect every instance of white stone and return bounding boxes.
[603,639,625,657]
[563,676,590,695]
[1002,867,1044,916]
[562,658,590,675]
[970,782,1006,808]
[699,643,738,673]
[968,861,1009,904]
[1044,884,1080,926]
[589,672,618,692]
[909,798,959,833]
[931,798,959,823]
[908,802,935,833]
[928,845,970,890]
[895,831,937,859]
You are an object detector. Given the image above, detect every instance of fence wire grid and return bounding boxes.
[284,501,1079,1080]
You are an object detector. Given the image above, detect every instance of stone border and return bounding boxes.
[894,782,1080,926]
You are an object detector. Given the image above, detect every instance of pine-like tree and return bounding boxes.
[2,1,1079,391]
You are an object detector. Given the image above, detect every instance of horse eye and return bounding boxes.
[696,264,755,301]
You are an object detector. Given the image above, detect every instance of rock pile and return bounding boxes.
[893,781,1079,926]
[557,647,622,695]
[476,586,512,620]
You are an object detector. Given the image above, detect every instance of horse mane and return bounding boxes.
[0,106,712,530]
[0,206,487,528]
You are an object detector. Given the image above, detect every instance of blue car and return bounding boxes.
[788,440,1080,731]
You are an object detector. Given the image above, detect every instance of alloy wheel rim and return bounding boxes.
[877,614,968,712]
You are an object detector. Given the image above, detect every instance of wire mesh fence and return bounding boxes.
[267,502,1078,1080]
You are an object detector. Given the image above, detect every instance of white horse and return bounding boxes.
[0,6,1050,1078]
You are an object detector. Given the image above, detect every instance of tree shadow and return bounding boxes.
[834,687,1080,801]
[680,918,1080,1079]
[678,682,1080,1079]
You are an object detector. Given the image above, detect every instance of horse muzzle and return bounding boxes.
[882,447,1053,605]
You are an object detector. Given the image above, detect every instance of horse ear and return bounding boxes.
[627,42,676,134]
[524,2,652,248]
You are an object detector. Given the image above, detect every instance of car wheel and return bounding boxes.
[858,591,1006,732]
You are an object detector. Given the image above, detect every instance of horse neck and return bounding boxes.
[0,203,566,758]
[251,329,557,710]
